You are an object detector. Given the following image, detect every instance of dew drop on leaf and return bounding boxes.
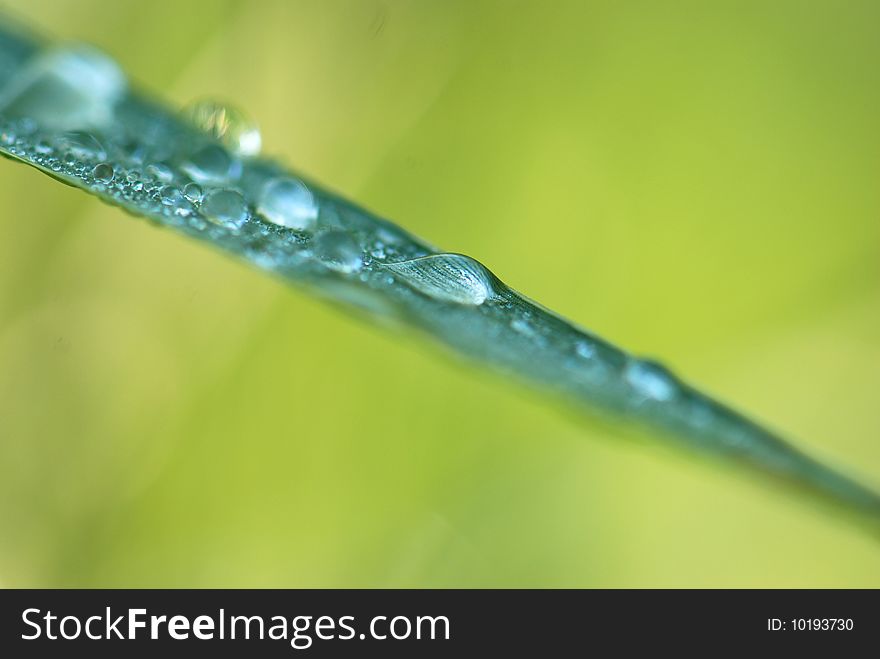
[382,254,496,305]
[0,45,125,131]
[256,176,318,230]
[183,99,261,157]
[180,143,239,184]
[146,162,174,183]
[575,340,596,360]
[91,162,114,183]
[56,130,106,161]
[201,188,248,230]
[624,359,678,401]
[160,185,183,206]
[183,182,203,203]
[313,230,363,273]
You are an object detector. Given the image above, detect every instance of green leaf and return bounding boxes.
[0,19,877,527]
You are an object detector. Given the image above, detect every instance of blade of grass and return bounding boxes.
[0,19,877,529]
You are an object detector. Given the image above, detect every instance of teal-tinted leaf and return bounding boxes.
[0,20,877,527]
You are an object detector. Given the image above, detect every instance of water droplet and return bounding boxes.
[56,130,106,160]
[91,162,114,183]
[183,99,261,157]
[180,144,238,184]
[511,318,537,337]
[125,170,144,191]
[0,45,126,131]
[201,188,248,230]
[575,340,596,359]
[624,359,678,401]
[160,185,184,206]
[146,162,174,183]
[257,177,318,230]
[381,253,495,305]
[313,230,363,273]
[183,182,203,203]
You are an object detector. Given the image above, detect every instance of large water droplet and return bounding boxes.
[381,253,495,305]
[0,45,125,131]
[313,230,363,273]
[180,144,239,184]
[201,188,248,230]
[183,99,261,157]
[256,177,318,230]
[91,162,114,183]
[624,359,678,401]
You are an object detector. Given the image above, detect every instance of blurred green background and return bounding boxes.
[1,0,878,587]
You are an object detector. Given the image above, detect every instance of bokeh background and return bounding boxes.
[1,0,878,587]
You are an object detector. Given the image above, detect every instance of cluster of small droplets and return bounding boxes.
[2,44,475,287]
[6,42,838,509]
[1,37,876,518]
[0,43,502,295]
